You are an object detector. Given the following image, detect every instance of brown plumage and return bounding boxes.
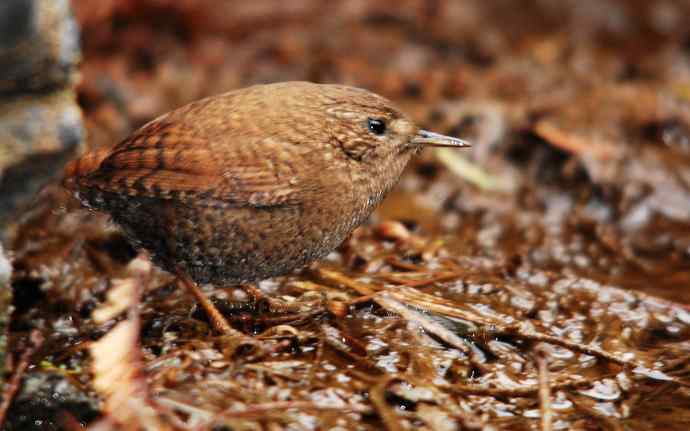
[63,81,469,332]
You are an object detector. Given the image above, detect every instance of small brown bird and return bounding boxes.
[63,81,469,334]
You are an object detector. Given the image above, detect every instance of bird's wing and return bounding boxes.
[79,119,301,208]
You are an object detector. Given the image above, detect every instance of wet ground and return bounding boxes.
[4,1,690,429]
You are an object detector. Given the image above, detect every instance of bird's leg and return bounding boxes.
[175,270,241,336]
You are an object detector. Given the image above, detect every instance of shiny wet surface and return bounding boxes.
[5,1,690,429]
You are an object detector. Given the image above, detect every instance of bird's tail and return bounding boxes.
[62,149,110,190]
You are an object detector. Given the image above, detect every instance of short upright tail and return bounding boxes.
[62,149,111,190]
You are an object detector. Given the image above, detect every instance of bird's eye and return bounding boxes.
[367,118,387,135]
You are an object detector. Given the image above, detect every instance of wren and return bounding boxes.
[63,81,469,334]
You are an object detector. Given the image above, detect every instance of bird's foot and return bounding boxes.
[241,284,325,315]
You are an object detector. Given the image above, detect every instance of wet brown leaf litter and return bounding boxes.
[4,1,690,430]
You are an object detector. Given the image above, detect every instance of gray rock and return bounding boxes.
[0,244,11,389]
[0,90,84,226]
[0,0,80,95]
[0,0,83,233]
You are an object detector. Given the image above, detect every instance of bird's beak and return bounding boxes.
[412,130,471,148]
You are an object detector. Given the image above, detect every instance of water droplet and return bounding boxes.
[578,379,621,401]
[633,366,673,382]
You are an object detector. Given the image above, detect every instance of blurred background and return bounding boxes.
[2,1,690,429]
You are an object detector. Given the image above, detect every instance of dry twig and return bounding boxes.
[0,330,44,429]
[536,347,553,431]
